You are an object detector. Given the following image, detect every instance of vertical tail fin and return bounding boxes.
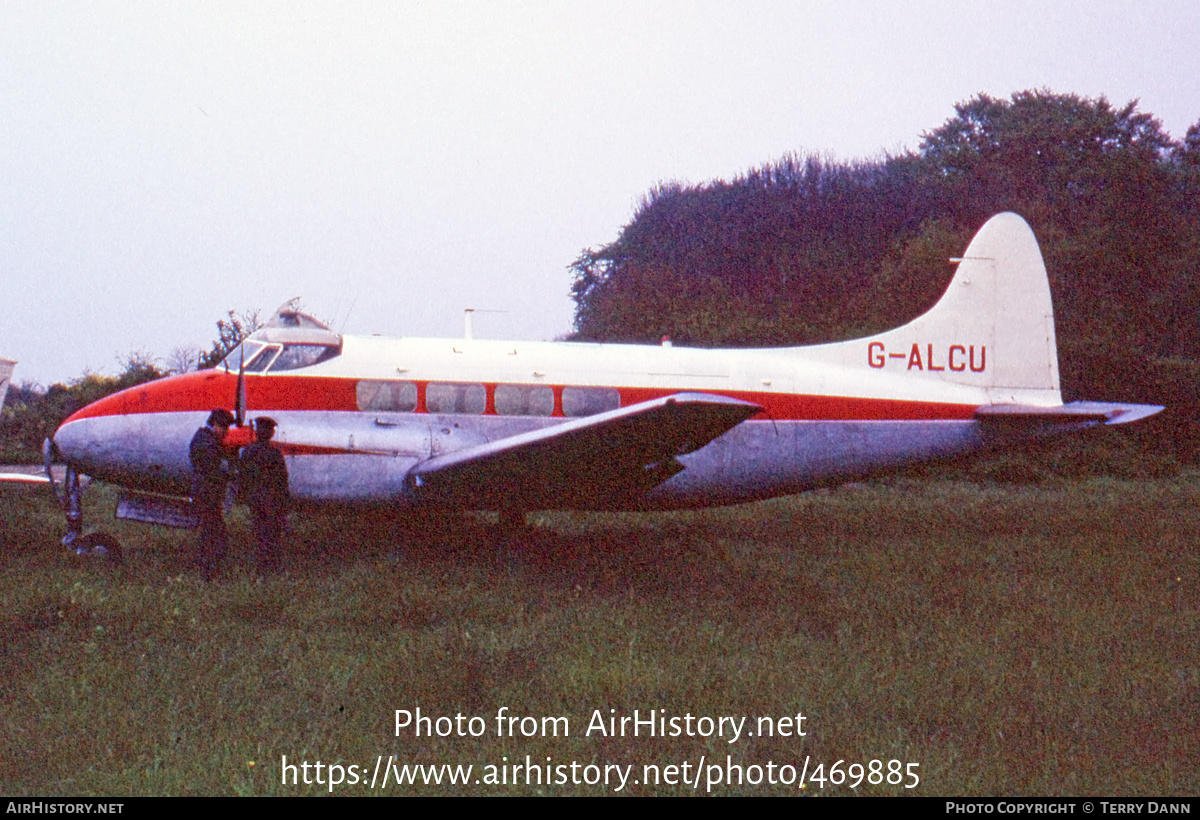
[899,211,1060,401]
[812,212,1063,407]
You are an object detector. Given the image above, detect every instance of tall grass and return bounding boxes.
[1,474,1196,795]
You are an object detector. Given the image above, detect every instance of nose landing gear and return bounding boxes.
[43,439,123,564]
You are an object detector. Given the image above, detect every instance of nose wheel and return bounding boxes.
[70,531,123,562]
[44,439,123,563]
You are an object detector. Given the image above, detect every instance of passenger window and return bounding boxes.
[494,384,554,416]
[561,386,620,417]
[357,380,418,412]
[426,382,486,415]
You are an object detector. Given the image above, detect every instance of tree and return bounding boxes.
[164,345,204,375]
[850,219,970,335]
[201,308,262,368]
[918,90,1175,227]
[909,91,1195,357]
[569,152,931,345]
[113,351,167,389]
[1174,120,1200,222]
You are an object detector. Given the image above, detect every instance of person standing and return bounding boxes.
[189,408,235,579]
[238,416,290,573]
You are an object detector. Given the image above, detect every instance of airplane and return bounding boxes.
[45,212,1162,556]
[0,358,52,485]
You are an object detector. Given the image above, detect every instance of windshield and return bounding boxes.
[271,343,340,371]
[219,340,338,373]
[216,304,343,373]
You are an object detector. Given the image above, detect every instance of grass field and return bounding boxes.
[1,473,1196,796]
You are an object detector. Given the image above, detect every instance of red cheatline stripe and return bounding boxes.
[64,370,979,424]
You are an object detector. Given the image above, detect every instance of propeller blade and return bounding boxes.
[236,346,247,427]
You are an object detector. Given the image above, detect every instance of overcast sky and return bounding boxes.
[2,0,1197,386]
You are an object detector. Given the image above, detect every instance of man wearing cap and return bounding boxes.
[190,408,235,579]
[238,416,291,573]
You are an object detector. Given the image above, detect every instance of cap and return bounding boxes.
[207,408,236,427]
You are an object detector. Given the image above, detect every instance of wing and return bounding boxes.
[407,392,761,509]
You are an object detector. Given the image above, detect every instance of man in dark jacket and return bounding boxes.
[189,408,235,579]
[238,416,290,573]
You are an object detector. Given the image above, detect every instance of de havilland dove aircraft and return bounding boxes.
[45,213,1161,555]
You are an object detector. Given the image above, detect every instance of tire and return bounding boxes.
[75,531,124,564]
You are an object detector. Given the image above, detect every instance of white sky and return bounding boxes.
[2,0,1197,386]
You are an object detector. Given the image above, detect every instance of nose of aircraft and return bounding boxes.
[50,414,101,476]
[44,370,210,487]
[51,409,201,495]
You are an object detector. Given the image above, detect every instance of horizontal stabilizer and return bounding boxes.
[0,472,51,485]
[407,392,761,508]
[976,401,1164,426]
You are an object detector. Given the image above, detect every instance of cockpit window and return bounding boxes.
[219,340,339,373]
[217,305,344,373]
[220,340,264,371]
[271,344,340,371]
[244,344,281,373]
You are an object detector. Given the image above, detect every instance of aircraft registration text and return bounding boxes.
[868,342,986,372]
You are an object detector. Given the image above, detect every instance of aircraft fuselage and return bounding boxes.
[53,334,1052,511]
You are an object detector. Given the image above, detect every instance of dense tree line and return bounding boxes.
[573,91,1199,354]
[570,91,1200,462]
